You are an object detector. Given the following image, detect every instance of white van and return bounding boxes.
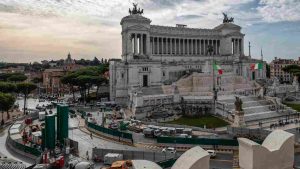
[103,153,123,165]
[207,150,217,158]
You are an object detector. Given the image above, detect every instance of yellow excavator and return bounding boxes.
[101,160,132,169]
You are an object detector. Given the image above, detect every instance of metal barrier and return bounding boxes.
[6,112,41,159]
[227,126,270,141]
[86,120,133,143]
[157,136,239,146]
[92,147,176,163]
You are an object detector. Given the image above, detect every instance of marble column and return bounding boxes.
[204,40,206,55]
[232,39,234,54]
[156,37,159,55]
[179,39,181,55]
[183,39,187,55]
[195,39,198,55]
[241,38,244,55]
[213,40,216,55]
[141,34,144,55]
[161,37,164,55]
[236,39,238,55]
[128,34,132,55]
[134,33,137,54]
[200,39,202,55]
[175,39,177,55]
[165,38,168,55]
[191,39,194,55]
[187,39,190,55]
[217,40,220,55]
[151,37,154,55]
[200,40,202,55]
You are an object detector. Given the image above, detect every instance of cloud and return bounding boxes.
[0,0,300,62]
[257,0,300,22]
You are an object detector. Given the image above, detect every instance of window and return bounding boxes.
[142,67,149,72]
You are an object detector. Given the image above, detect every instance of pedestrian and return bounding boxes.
[90,132,93,139]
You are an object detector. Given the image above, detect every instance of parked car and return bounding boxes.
[162,147,176,154]
[109,123,119,130]
[207,150,216,158]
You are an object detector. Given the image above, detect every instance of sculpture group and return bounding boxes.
[223,12,234,23]
[129,3,144,15]
[235,96,243,111]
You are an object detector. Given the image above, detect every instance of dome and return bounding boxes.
[121,14,151,25]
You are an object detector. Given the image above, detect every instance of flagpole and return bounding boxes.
[208,44,217,114]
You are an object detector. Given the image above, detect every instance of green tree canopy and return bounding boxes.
[16,82,37,114]
[16,82,37,94]
[60,65,109,102]
[0,92,16,125]
[0,92,15,112]
[0,82,16,93]
[31,77,43,84]
[7,73,27,82]
[0,72,27,82]
[282,65,300,74]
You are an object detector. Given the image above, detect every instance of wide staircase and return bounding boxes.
[162,72,254,96]
[218,96,298,127]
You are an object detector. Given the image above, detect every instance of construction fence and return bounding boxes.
[227,126,271,141]
[86,120,133,144]
[92,147,177,163]
[157,136,239,146]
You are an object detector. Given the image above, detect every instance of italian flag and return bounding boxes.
[213,63,223,75]
[250,63,263,70]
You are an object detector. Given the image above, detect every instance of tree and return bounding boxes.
[282,64,300,83]
[0,73,11,81]
[60,65,109,103]
[16,83,37,115]
[7,73,27,82]
[0,92,15,125]
[0,82,16,93]
[92,76,108,100]
[76,75,94,102]
[61,73,78,101]
[0,73,28,82]
[92,57,100,66]
[31,77,43,84]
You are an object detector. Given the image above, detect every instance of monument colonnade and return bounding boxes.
[127,34,243,56]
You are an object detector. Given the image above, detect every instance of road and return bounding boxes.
[6,98,298,168]
[0,128,34,167]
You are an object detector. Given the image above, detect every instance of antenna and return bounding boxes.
[248,41,251,58]
[261,47,263,61]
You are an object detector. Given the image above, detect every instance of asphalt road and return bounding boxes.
[2,98,299,168]
[0,128,34,167]
[210,153,233,169]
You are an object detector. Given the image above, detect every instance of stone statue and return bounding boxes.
[222,12,234,23]
[293,76,299,92]
[129,3,144,15]
[272,77,280,87]
[234,96,243,111]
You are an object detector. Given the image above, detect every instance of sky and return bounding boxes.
[0,0,299,63]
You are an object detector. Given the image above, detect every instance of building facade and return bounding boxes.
[270,57,300,82]
[110,5,266,118]
[42,53,82,95]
